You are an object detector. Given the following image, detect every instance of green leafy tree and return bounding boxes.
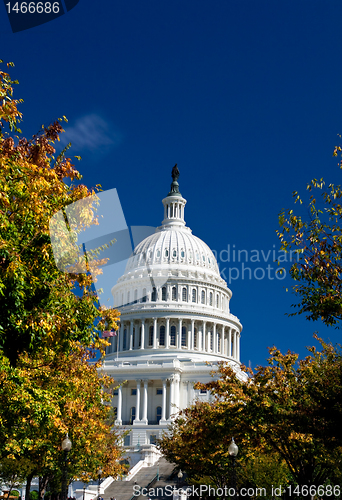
[277,144,342,326]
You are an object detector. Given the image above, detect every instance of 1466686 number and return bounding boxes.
[6,2,60,13]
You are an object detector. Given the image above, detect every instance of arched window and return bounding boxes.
[201,290,205,304]
[192,289,196,303]
[130,406,136,424]
[159,325,165,346]
[172,286,177,301]
[182,287,187,301]
[156,249,161,258]
[149,325,154,347]
[123,329,127,350]
[194,328,198,348]
[162,287,167,301]
[209,292,213,306]
[173,249,177,257]
[152,287,156,302]
[142,288,147,303]
[156,406,162,423]
[132,327,136,348]
[181,250,185,258]
[182,326,187,347]
[170,326,176,346]
[165,248,169,257]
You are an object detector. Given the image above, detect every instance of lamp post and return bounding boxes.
[61,433,72,500]
[177,470,183,489]
[98,468,102,500]
[228,438,238,499]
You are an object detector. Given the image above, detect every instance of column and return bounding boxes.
[198,324,202,351]
[202,321,206,352]
[141,380,148,424]
[153,317,158,349]
[161,379,167,422]
[178,319,182,349]
[221,326,225,355]
[237,333,240,361]
[228,327,232,357]
[232,330,236,359]
[174,374,180,411]
[187,323,191,349]
[129,320,134,350]
[166,318,170,349]
[140,319,145,349]
[169,377,175,419]
[134,380,141,423]
[213,323,217,354]
[119,322,124,351]
[191,320,195,350]
[117,385,122,424]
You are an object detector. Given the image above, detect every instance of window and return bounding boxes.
[182,287,187,301]
[194,328,198,348]
[172,286,177,301]
[130,406,136,424]
[216,295,219,308]
[165,248,169,257]
[210,331,213,351]
[181,250,185,258]
[131,388,137,396]
[156,388,163,395]
[173,249,177,257]
[156,249,161,258]
[152,287,156,301]
[162,287,166,301]
[123,329,127,350]
[142,288,147,302]
[150,434,157,445]
[159,325,165,346]
[124,434,131,446]
[181,326,187,347]
[156,407,162,423]
[139,326,142,347]
[113,389,118,396]
[218,332,221,352]
[192,289,196,303]
[132,327,136,348]
[201,290,205,304]
[209,292,213,306]
[149,325,154,346]
[200,389,207,395]
[170,326,176,346]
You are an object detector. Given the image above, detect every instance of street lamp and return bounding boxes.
[61,433,72,500]
[98,468,102,499]
[228,438,238,498]
[177,470,183,489]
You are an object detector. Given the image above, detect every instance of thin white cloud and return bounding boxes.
[60,114,122,152]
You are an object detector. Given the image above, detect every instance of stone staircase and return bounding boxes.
[103,458,177,500]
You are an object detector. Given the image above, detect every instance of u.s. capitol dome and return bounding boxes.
[103,166,244,466]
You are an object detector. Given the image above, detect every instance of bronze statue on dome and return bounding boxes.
[171,164,180,181]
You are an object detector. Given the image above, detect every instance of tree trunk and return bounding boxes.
[39,476,50,500]
[25,473,35,500]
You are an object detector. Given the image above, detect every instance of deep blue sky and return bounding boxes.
[1,0,342,368]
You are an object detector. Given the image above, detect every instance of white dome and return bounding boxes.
[125,227,220,275]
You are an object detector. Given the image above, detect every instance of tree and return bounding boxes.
[159,338,342,498]
[0,59,119,365]
[277,145,342,326]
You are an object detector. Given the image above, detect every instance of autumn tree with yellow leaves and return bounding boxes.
[0,60,125,491]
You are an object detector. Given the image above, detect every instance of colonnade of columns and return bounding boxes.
[108,318,241,361]
[115,374,181,425]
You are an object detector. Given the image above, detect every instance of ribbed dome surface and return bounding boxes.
[125,227,220,275]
